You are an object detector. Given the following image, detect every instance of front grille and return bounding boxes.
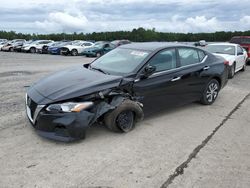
[27,96,37,119]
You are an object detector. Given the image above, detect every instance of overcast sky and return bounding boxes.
[0,0,249,34]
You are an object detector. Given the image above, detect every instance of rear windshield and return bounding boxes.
[205,45,235,55]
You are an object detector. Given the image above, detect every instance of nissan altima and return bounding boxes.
[26,42,228,141]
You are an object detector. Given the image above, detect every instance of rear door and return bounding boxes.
[236,45,246,69]
[174,47,211,102]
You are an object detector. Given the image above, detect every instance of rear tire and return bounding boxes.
[228,63,235,79]
[9,47,14,52]
[104,100,143,133]
[71,49,78,56]
[96,52,101,57]
[30,47,36,53]
[200,79,220,105]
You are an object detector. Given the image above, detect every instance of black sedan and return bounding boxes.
[26,42,228,141]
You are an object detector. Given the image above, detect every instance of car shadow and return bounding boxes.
[85,102,201,140]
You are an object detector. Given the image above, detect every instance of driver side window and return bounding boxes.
[148,49,177,72]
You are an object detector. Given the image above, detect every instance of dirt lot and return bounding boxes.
[0,51,250,188]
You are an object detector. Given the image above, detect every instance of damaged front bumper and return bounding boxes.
[26,93,126,142]
[33,110,94,142]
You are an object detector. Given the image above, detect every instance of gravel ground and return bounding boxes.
[0,51,250,188]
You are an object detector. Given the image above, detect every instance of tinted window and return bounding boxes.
[198,50,206,61]
[104,44,110,48]
[237,46,243,54]
[83,43,92,46]
[149,49,177,72]
[205,45,235,55]
[241,38,250,44]
[230,37,241,44]
[178,48,199,66]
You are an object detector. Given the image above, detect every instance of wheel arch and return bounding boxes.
[211,76,221,89]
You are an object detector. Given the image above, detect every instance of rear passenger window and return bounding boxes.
[198,50,206,61]
[178,48,199,67]
[149,49,177,72]
[237,46,243,54]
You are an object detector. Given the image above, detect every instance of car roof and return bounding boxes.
[120,42,192,52]
[207,42,238,46]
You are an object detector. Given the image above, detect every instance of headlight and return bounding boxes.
[46,102,94,113]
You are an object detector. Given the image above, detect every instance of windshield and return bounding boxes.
[90,48,149,75]
[93,42,105,48]
[72,41,83,46]
[205,45,235,55]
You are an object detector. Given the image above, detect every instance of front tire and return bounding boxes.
[200,79,220,105]
[228,63,235,78]
[104,100,143,133]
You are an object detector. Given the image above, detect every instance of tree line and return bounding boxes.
[1,27,250,42]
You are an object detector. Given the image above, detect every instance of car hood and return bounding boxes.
[213,53,235,61]
[29,66,123,104]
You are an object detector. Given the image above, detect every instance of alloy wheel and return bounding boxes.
[206,82,219,103]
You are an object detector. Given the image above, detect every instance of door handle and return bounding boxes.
[171,76,181,82]
[203,66,210,70]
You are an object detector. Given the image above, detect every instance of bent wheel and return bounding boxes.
[116,111,134,132]
[104,100,143,133]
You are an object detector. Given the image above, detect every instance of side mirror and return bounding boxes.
[141,65,156,78]
[237,52,243,56]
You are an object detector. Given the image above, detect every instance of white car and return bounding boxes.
[60,41,94,56]
[21,40,53,53]
[0,41,8,50]
[205,43,247,78]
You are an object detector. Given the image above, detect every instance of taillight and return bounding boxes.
[224,61,229,65]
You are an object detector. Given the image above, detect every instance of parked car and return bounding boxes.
[205,43,247,78]
[48,41,72,55]
[21,40,53,53]
[0,39,8,43]
[81,41,116,57]
[1,39,26,52]
[26,42,228,141]
[230,36,250,63]
[0,41,9,50]
[14,40,33,52]
[111,40,131,47]
[60,41,94,56]
[194,40,207,47]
